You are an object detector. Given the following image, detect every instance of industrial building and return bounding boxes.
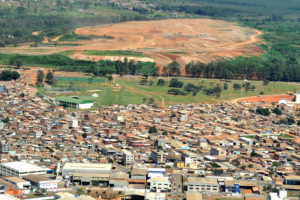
[61,163,112,187]
[55,96,94,109]
[4,177,31,193]
[23,175,59,190]
[0,162,46,177]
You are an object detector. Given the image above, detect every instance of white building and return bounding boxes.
[145,192,166,200]
[0,162,46,177]
[4,177,31,194]
[23,175,58,190]
[122,150,134,165]
[187,177,219,193]
[147,168,165,178]
[268,190,287,200]
[61,162,112,177]
[147,176,171,193]
[296,92,300,103]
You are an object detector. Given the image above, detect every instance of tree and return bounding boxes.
[15,60,22,69]
[233,83,241,91]
[139,79,148,85]
[45,70,55,85]
[107,75,113,81]
[251,149,256,156]
[142,97,147,103]
[169,78,184,88]
[212,169,223,175]
[256,107,271,116]
[168,61,181,76]
[168,89,186,95]
[157,79,165,86]
[162,130,168,135]
[149,126,158,133]
[2,117,9,123]
[263,80,269,86]
[223,83,228,90]
[37,70,44,85]
[232,159,240,167]
[76,188,84,196]
[272,161,281,167]
[248,164,253,168]
[263,184,278,193]
[0,71,20,81]
[211,163,220,168]
[148,97,155,105]
[272,107,282,115]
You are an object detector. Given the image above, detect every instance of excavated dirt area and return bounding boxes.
[232,94,294,103]
[0,19,263,71]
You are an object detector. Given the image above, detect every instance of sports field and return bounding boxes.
[55,76,105,82]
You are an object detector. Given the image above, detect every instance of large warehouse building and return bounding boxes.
[0,162,47,177]
[61,163,112,187]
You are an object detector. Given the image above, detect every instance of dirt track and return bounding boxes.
[0,19,263,70]
[230,94,294,103]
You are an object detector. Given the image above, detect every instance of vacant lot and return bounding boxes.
[0,19,263,69]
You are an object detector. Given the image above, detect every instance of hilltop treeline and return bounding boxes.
[153,0,300,81]
[1,54,156,76]
[185,56,300,82]
[0,1,149,46]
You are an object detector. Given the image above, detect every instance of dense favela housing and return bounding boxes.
[0,70,299,200]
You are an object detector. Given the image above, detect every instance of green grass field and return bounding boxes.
[38,75,300,109]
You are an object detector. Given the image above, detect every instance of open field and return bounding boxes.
[0,19,263,70]
[37,73,300,108]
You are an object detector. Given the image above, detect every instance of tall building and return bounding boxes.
[154,138,166,149]
[187,177,219,193]
[122,150,135,165]
[150,150,166,164]
[0,141,9,154]
[147,176,171,193]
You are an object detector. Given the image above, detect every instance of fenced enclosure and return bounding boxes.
[55,76,105,83]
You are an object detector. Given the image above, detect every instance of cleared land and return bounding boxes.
[0,19,263,70]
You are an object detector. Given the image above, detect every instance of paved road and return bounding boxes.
[171,173,183,196]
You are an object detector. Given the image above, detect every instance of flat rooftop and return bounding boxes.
[62,163,112,171]
[188,177,218,185]
[1,162,46,173]
[5,176,30,183]
[0,194,20,200]
[23,174,52,183]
